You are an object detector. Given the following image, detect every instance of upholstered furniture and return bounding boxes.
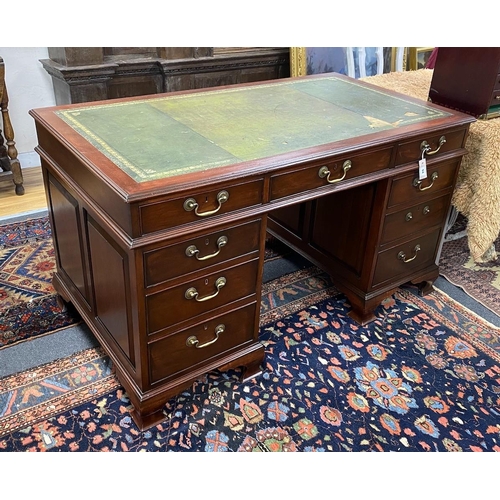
[0,57,24,195]
[363,69,500,263]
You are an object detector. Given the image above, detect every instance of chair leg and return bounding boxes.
[1,85,24,195]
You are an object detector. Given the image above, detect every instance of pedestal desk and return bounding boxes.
[30,73,475,430]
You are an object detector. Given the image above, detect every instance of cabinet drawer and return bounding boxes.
[395,128,467,166]
[148,303,257,384]
[387,158,460,210]
[381,194,451,245]
[139,179,264,235]
[144,219,261,287]
[146,258,259,334]
[373,229,442,287]
[270,147,392,200]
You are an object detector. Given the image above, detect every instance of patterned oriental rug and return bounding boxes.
[440,214,500,318]
[1,217,500,451]
[1,277,500,450]
[0,217,80,350]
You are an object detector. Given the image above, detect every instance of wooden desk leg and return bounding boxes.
[1,86,24,195]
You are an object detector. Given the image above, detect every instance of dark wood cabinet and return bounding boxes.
[429,47,500,119]
[41,47,290,105]
[30,73,474,430]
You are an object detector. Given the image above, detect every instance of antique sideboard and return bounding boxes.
[30,74,475,430]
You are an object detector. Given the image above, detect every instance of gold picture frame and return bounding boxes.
[290,47,307,77]
[407,47,434,70]
[290,47,407,78]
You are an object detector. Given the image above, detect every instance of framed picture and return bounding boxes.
[407,47,434,70]
[290,47,405,78]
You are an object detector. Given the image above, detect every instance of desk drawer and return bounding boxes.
[144,219,261,287]
[146,258,259,334]
[387,158,460,210]
[270,147,392,200]
[148,303,257,384]
[139,179,264,235]
[373,229,442,287]
[395,128,467,166]
[381,194,451,245]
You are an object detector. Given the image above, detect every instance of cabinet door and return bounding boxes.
[46,172,90,306]
[87,216,133,362]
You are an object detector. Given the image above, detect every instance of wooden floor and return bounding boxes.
[0,166,47,219]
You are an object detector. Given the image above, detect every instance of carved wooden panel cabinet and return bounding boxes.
[41,47,290,105]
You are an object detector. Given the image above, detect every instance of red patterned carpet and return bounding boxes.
[440,232,500,318]
[1,216,500,451]
[0,217,80,350]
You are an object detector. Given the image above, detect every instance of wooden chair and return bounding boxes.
[0,56,24,195]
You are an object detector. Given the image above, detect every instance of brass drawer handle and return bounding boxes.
[183,190,229,217]
[405,212,413,221]
[398,244,421,263]
[186,324,225,349]
[185,236,228,261]
[420,136,446,156]
[185,277,226,302]
[413,172,438,191]
[423,205,430,215]
[318,160,352,184]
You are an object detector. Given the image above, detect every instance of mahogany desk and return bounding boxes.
[30,73,474,429]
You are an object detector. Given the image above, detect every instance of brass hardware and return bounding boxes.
[398,244,421,263]
[318,160,352,184]
[186,324,225,349]
[185,236,228,261]
[496,96,500,100]
[420,136,446,156]
[423,206,430,215]
[405,212,413,221]
[413,171,438,191]
[183,190,229,217]
[185,277,226,302]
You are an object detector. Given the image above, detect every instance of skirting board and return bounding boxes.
[18,151,41,169]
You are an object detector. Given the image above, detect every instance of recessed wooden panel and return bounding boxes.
[309,185,376,276]
[269,203,305,238]
[87,218,132,361]
[47,176,88,302]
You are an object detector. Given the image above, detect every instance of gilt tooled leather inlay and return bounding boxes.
[56,76,450,183]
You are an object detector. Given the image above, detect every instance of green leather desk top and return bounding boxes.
[56,75,450,183]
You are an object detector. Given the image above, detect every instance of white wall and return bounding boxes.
[1,47,56,167]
